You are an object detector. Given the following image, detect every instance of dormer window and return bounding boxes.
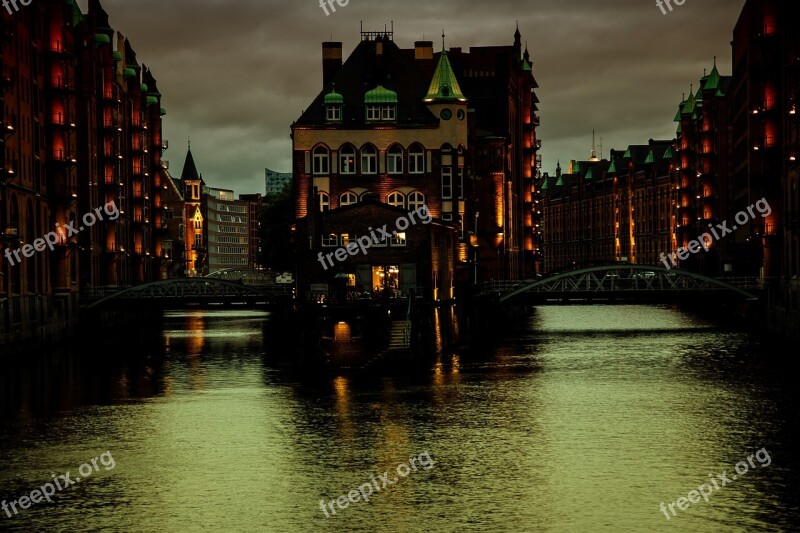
[364,84,398,122]
[324,85,344,123]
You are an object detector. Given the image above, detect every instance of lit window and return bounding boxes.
[341,233,350,246]
[322,233,338,247]
[339,145,356,174]
[408,191,425,211]
[387,145,403,174]
[340,192,358,206]
[361,145,377,174]
[313,146,330,175]
[319,192,330,212]
[388,192,405,208]
[391,232,407,247]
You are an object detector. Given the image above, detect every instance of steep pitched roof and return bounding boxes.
[295,37,437,127]
[424,49,467,102]
[180,149,201,182]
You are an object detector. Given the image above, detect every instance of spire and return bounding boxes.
[180,146,201,182]
[514,21,521,46]
[589,130,599,161]
[424,46,467,102]
[556,160,562,177]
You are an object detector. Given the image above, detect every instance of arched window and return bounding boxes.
[441,143,453,153]
[387,192,405,208]
[408,191,426,211]
[340,192,358,206]
[319,192,330,212]
[339,145,356,175]
[409,144,425,174]
[361,145,377,175]
[313,146,329,175]
[387,145,403,174]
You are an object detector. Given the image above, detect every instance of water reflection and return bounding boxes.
[0,306,798,532]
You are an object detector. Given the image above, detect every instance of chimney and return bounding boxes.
[415,40,434,79]
[322,42,343,87]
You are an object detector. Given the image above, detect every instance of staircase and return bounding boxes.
[388,320,409,350]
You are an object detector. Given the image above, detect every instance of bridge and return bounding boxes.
[479,265,760,304]
[82,276,294,310]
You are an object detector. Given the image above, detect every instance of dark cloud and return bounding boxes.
[78,0,745,193]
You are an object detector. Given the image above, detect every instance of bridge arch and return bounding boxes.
[83,277,270,310]
[497,265,758,304]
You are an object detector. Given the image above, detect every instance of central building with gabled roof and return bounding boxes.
[292,27,540,302]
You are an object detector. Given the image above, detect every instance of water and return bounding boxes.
[1,306,798,532]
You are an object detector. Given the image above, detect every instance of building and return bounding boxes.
[265,168,292,196]
[178,147,205,276]
[291,27,540,301]
[1,0,169,345]
[540,139,674,272]
[205,187,249,274]
[239,193,263,269]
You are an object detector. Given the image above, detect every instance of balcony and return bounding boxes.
[51,149,77,164]
[50,112,76,127]
[1,111,15,135]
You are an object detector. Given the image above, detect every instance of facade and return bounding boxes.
[265,168,291,196]
[540,140,674,272]
[239,193,263,269]
[292,27,540,301]
[1,0,169,344]
[205,187,249,274]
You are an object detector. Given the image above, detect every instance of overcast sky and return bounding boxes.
[77,0,746,195]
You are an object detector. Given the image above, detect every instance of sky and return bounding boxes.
[77,0,747,195]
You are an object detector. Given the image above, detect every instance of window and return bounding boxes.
[387,145,403,174]
[340,192,358,206]
[408,191,425,211]
[319,192,330,212]
[390,232,407,247]
[339,145,356,174]
[322,233,338,247]
[381,105,396,120]
[409,144,424,174]
[194,233,203,249]
[313,146,329,175]
[457,168,464,199]
[326,105,341,122]
[366,105,381,121]
[388,192,405,208]
[442,167,453,199]
[361,145,377,175]
[341,233,350,246]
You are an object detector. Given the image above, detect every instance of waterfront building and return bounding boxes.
[239,193,263,269]
[205,187,249,274]
[1,0,168,344]
[292,27,540,301]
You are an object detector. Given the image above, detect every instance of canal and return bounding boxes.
[1,305,798,531]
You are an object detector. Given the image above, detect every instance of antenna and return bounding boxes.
[442,30,445,51]
[599,136,604,159]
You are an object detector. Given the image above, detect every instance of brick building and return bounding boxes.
[1,0,169,344]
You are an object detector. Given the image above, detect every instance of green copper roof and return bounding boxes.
[146,95,159,106]
[324,86,344,105]
[113,51,123,61]
[683,92,697,115]
[664,146,674,159]
[623,148,632,158]
[607,160,617,173]
[541,178,549,191]
[140,83,148,91]
[585,167,594,180]
[424,50,466,102]
[523,59,532,72]
[692,111,699,120]
[364,85,398,104]
[94,34,110,46]
[674,109,682,122]
[160,107,167,116]
[572,160,581,173]
[123,68,136,79]
[556,175,564,186]
[704,64,721,91]
[644,149,655,164]
[677,123,682,134]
